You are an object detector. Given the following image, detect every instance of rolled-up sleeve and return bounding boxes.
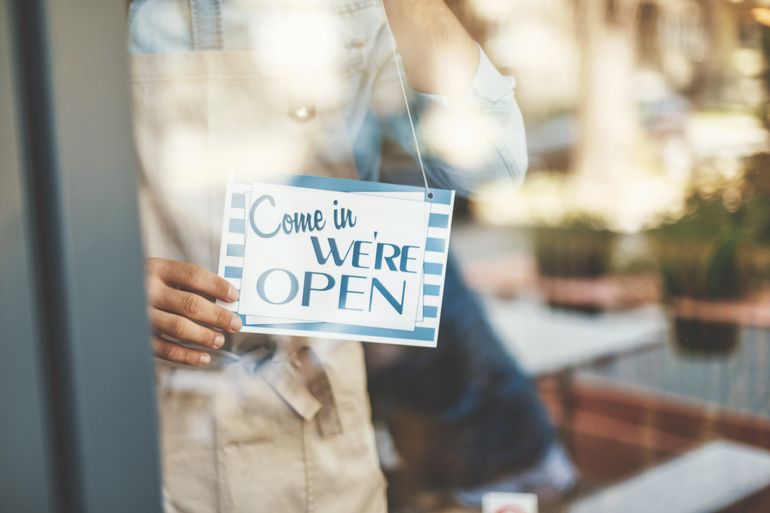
[381,46,528,197]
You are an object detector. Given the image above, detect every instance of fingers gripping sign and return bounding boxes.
[146,258,242,366]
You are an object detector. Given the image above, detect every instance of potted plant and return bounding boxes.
[472,171,686,311]
[530,216,618,312]
[648,159,770,356]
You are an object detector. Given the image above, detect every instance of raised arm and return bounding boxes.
[375,0,529,196]
[382,0,479,100]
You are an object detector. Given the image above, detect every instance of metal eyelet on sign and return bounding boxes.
[289,105,317,123]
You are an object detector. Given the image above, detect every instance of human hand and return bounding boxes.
[145,258,241,366]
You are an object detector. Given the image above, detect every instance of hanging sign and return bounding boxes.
[218,175,454,347]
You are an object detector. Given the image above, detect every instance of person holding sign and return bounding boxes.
[129,0,528,512]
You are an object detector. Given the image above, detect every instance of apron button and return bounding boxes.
[289,105,316,123]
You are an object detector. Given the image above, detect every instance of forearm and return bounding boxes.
[381,47,529,195]
[382,0,479,100]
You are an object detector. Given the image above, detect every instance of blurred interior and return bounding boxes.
[5,0,770,511]
[372,0,770,511]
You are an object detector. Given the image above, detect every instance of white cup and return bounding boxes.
[482,492,538,513]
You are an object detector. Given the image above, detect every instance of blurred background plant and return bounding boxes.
[649,155,770,301]
[645,154,770,354]
[532,218,616,279]
[472,170,687,284]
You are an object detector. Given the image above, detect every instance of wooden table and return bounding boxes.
[482,297,668,444]
[568,440,770,513]
[482,297,667,377]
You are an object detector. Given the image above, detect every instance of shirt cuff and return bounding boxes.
[412,45,515,108]
[466,44,516,103]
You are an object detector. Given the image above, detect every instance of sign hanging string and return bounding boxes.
[380,2,433,201]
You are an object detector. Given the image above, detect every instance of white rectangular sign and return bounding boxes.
[239,183,429,330]
[217,176,454,347]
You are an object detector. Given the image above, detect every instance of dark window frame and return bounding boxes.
[1,1,163,511]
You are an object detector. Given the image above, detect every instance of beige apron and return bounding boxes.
[130,20,387,513]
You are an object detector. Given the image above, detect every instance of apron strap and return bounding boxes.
[189,0,224,50]
[295,346,344,438]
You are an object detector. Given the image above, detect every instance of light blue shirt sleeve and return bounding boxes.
[127,0,527,197]
[383,47,528,197]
